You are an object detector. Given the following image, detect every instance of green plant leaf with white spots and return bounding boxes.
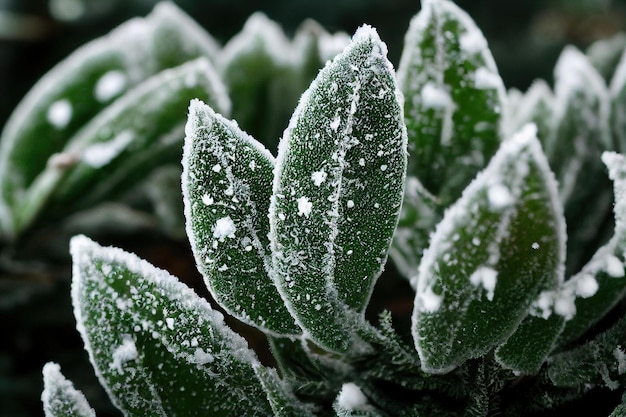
[269,26,407,352]
[71,234,307,417]
[16,58,229,235]
[42,363,96,417]
[547,46,613,276]
[412,125,566,374]
[182,99,300,336]
[396,0,505,206]
[391,0,505,280]
[0,2,218,240]
[556,152,626,346]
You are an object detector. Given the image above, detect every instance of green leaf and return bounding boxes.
[182,99,300,336]
[396,0,505,206]
[546,46,613,276]
[0,2,218,239]
[586,32,626,83]
[70,234,281,417]
[218,12,300,149]
[556,151,626,346]
[412,124,566,374]
[269,25,407,352]
[42,362,96,417]
[17,57,229,234]
[494,313,564,374]
[505,79,555,149]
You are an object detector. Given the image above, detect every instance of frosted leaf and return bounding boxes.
[556,152,626,346]
[70,234,284,416]
[15,57,229,236]
[392,0,505,281]
[182,99,300,336]
[42,362,96,417]
[494,313,565,375]
[504,79,555,145]
[548,46,613,276]
[218,12,297,148]
[396,0,505,206]
[587,32,626,83]
[270,25,407,352]
[0,2,220,239]
[610,48,626,154]
[412,124,566,374]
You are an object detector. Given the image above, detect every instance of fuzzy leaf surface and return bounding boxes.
[42,363,96,417]
[556,151,626,346]
[396,0,505,205]
[0,2,217,239]
[182,99,300,336]
[412,125,566,374]
[70,234,282,417]
[18,58,228,233]
[270,26,407,352]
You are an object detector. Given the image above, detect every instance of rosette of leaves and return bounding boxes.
[38,1,626,416]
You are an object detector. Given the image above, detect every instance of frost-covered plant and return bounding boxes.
[27,0,626,416]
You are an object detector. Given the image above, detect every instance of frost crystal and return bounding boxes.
[297,196,313,217]
[469,266,497,301]
[337,383,368,411]
[94,70,127,102]
[213,216,237,240]
[47,99,72,129]
[110,336,138,374]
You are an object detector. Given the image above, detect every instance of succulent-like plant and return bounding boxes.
[3,0,626,416]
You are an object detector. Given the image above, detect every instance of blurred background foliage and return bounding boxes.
[2,0,626,416]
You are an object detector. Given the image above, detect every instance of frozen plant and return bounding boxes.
[19,0,626,415]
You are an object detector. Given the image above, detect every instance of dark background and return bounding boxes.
[2,1,626,416]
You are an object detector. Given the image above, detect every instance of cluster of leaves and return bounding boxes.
[7,0,626,416]
[0,2,348,248]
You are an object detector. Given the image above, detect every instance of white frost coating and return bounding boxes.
[47,99,73,129]
[330,115,341,131]
[605,254,625,278]
[94,70,127,102]
[460,28,487,55]
[469,266,497,301]
[575,274,599,298]
[297,196,313,217]
[42,362,96,417]
[487,183,514,210]
[192,347,214,365]
[201,194,214,206]
[213,216,236,240]
[474,67,502,90]
[337,383,368,411]
[553,290,577,321]
[81,129,134,168]
[420,82,452,109]
[109,336,138,374]
[417,286,443,312]
[311,169,328,186]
